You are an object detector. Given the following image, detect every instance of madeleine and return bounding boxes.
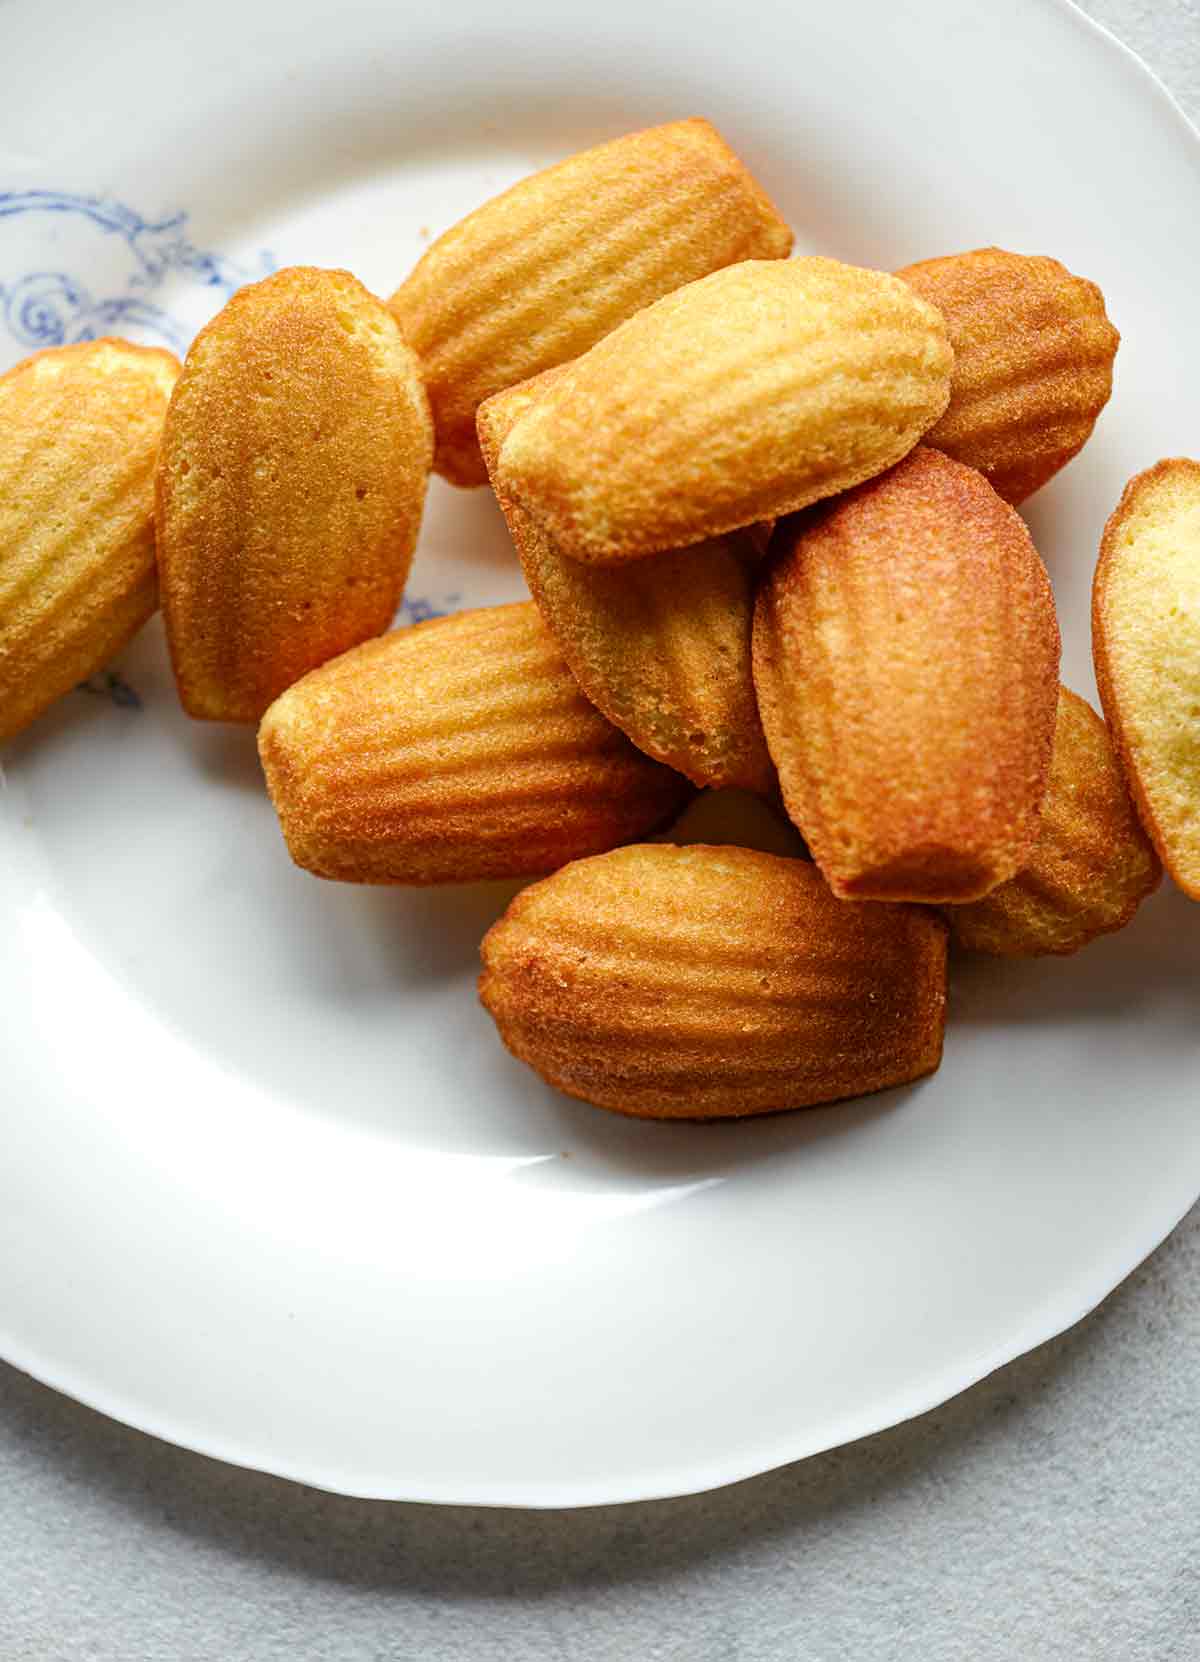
[898,246,1119,503]
[1092,458,1200,898]
[391,118,792,486]
[947,687,1161,954]
[479,844,948,1119]
[0,338,178,743]
[477,367,773,794]
[496,257,953,563]
[753,447,1060,903]
[157,266,433,723]
[258,603,691,885]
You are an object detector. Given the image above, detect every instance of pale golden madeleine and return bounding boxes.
[390,118,792,487]
[947,687,1161,955]
[897,247,1119,504]
[477,368,774,794]
[258,603,691,885]
[157,266,433,724]
[753,447,1061,902]
[497,257,953,563]
[1092,458,1200,899]
[478,843,948,1120]
[0,338,179,744]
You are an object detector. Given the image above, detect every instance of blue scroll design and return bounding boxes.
[77,670,142,710]
[399,593,463,625]
[0,189,273,350]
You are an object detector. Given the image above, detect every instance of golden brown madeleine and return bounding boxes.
[258,602,691,885]
[497,257,953,563]
[157,266,433,724]
[1093,459,1200,898]
[478,843,948,1119]
[0,338,178,743]
[897,247,1119,504]
[477,370,774,794]
[753,447,1060,903]
[947,687,1161,954]
[390,118,792,487]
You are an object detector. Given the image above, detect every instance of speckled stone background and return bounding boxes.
[4,4,1199,1657]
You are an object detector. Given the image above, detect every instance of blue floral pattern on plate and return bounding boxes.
[0,189,273,351]
[4,192,464,718]
[399,594,462,626]
[77,671,143,710]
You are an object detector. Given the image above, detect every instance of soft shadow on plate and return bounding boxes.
[1,622,167,764]
[342,878,531,988]
[949,880,1200,1029]
[183,722,266,793]
[270,790,804,1012]
[1,683,137,766]
[216,860,528,1005]
[659,786,808,858]
[419,474,519,573]
[514,1071,928,1190]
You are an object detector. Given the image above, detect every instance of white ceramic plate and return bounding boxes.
[2,0,1198,1508]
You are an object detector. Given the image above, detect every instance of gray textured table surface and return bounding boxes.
[5,4,1200,1658]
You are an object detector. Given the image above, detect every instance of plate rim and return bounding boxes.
[5,1160,1199,1508]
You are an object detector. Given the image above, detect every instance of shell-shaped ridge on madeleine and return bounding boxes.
[157,265,433,724]
[946,686,1161,954]
[391,117,793,486]
[479,843,948,1118]
[477,366,774,794]
[257,601,693,885]
[898,246,1119,504]
[494,256,954,563]
[0,337,180,744]
[752,446,1061,903]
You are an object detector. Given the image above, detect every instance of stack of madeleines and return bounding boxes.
[2,118,1195,1122]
